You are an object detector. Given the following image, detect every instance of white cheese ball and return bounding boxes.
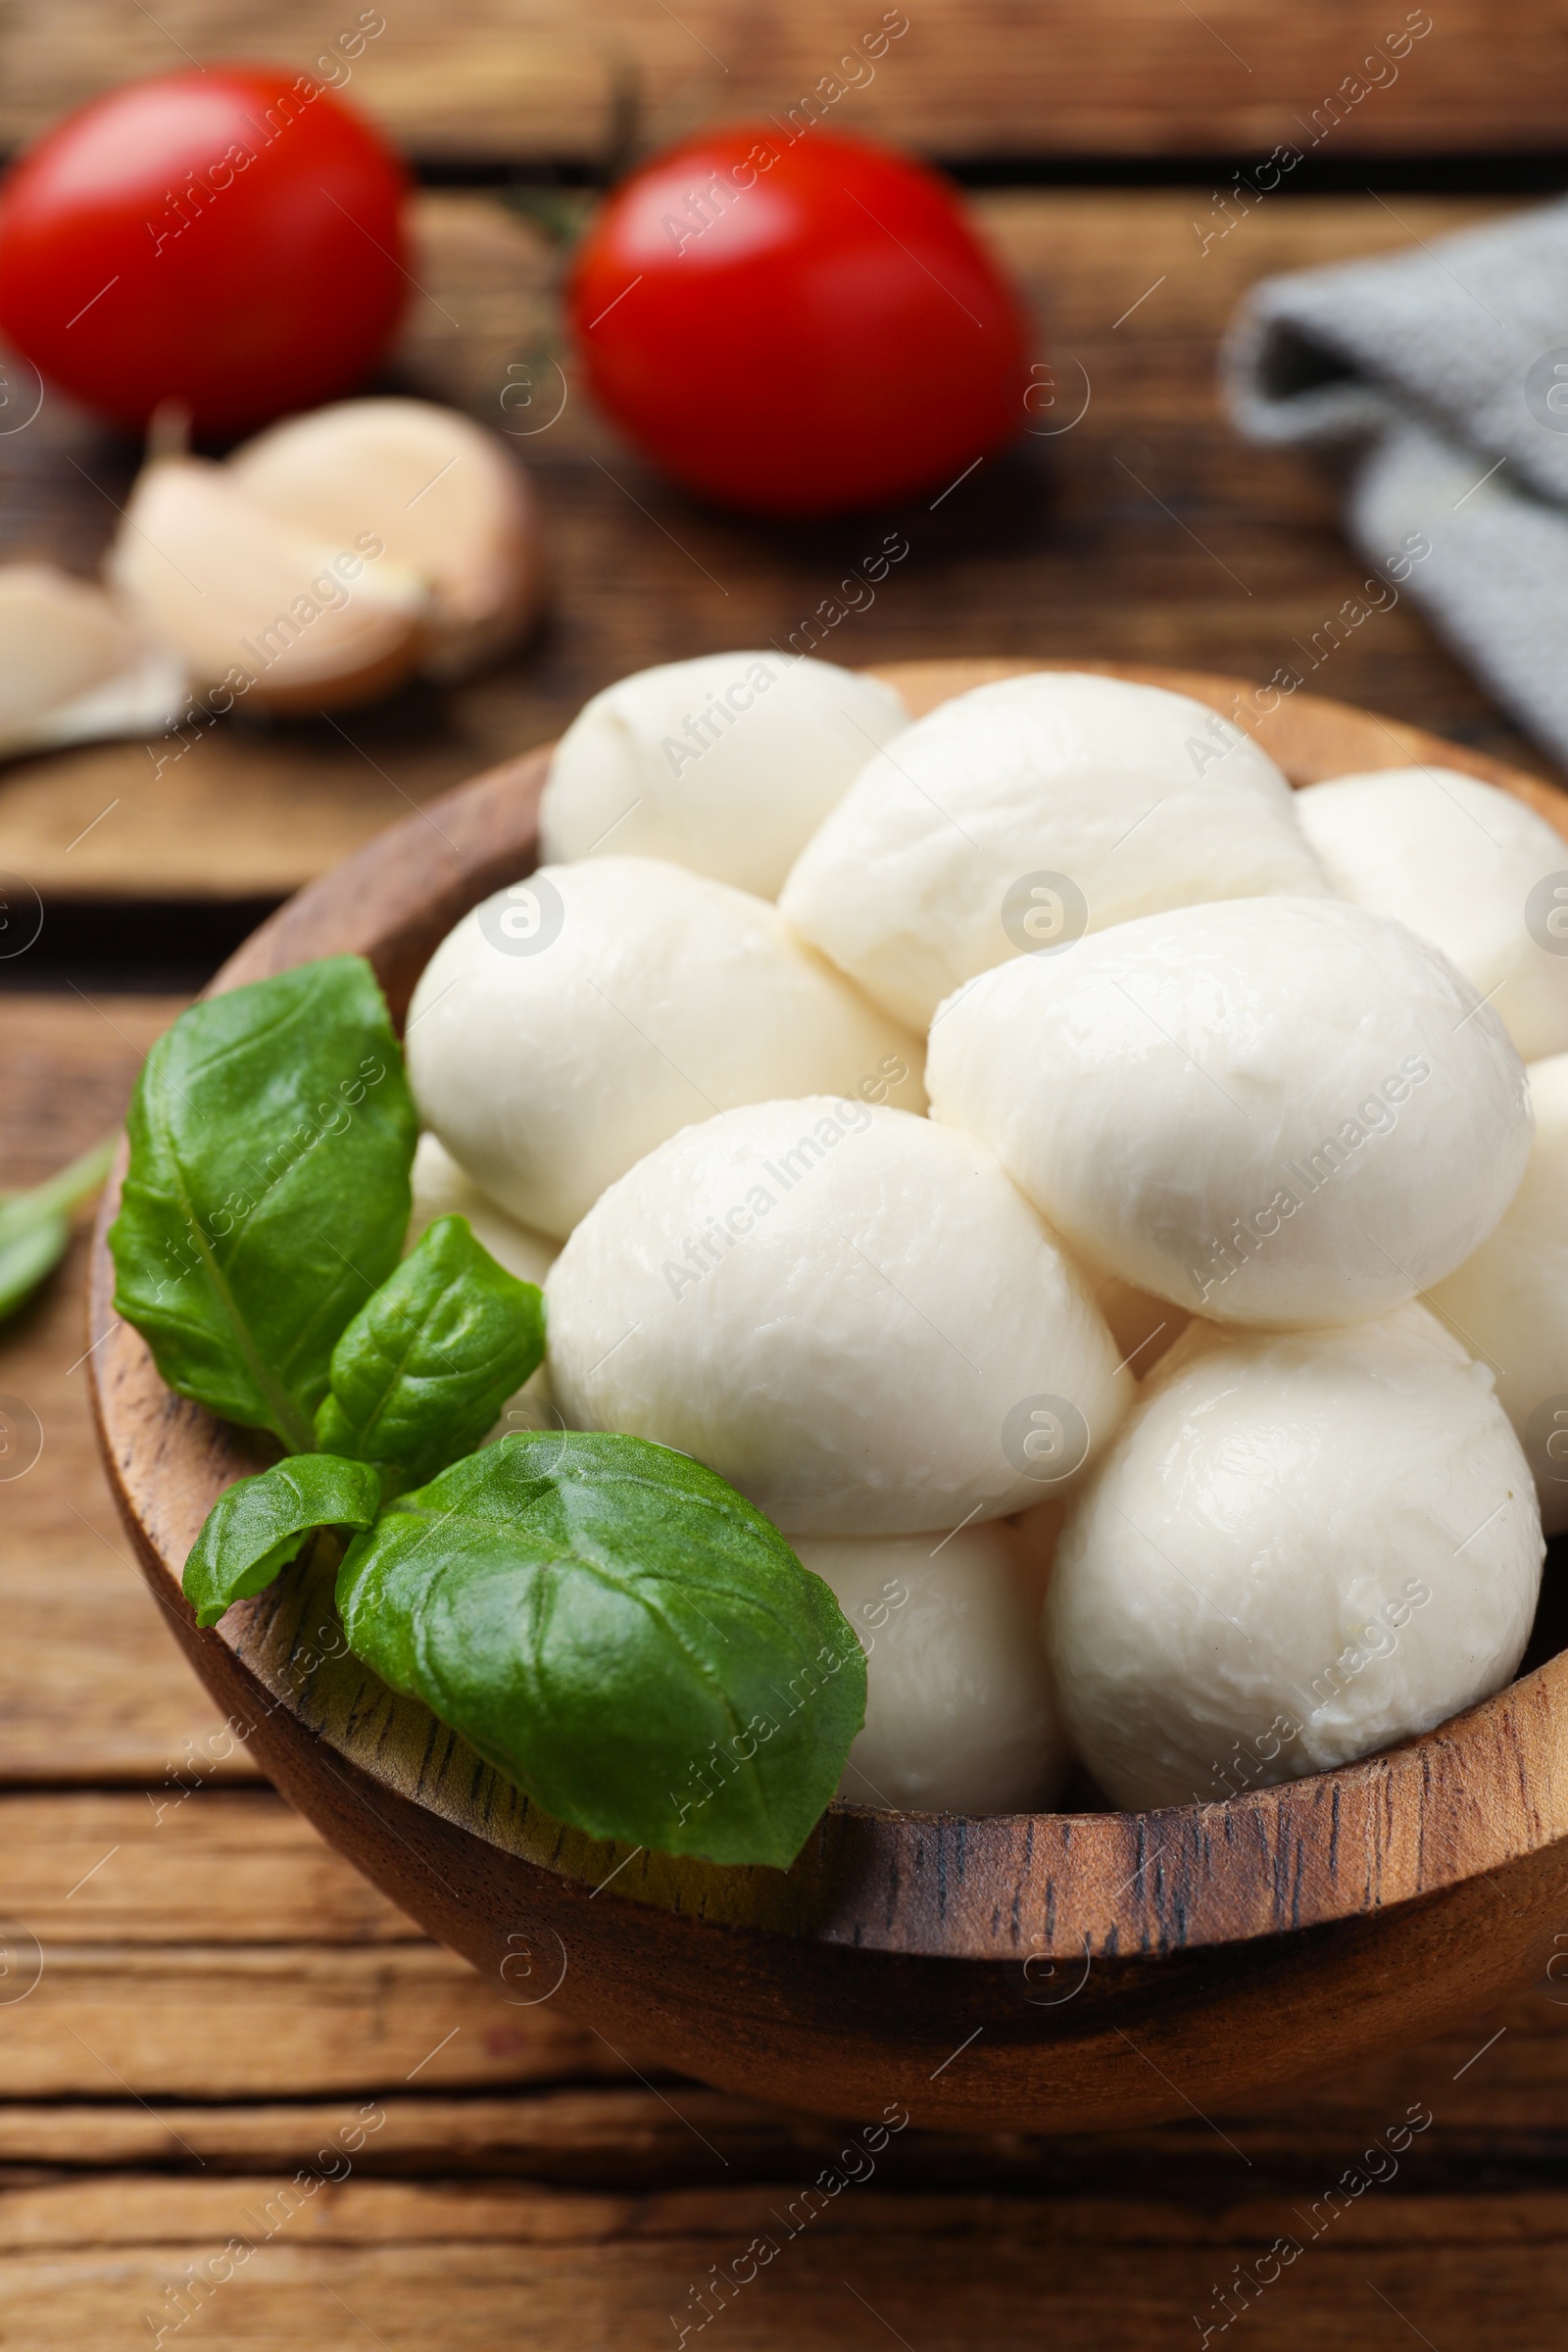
[1298,765,1568,1064]
[405,857,924,1239]
[779,669,1330,1027]
[407,1133,559,1287]
[545,1099,1132,1535]
[796,1527,1069,1813]
[1046,1305,1544,1811]
[1429,1052,1568,1533]
[539,653,909,898]
[926,895,1532,1328]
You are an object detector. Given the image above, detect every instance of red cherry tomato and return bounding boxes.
[0,67,409,436]
[569,125,1030,516]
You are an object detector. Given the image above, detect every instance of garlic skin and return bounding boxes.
[539,654,910,900]
[405,857,925,1239]
[230,399,541,681]
[796,1526,1070,1813]
[1298,765,1568,1064]
[925,896,1533,1328]
[544,1098,1132,1536]
[1428,1052,1568,1533]
[0,564,185,756]
[1046,1304,1544,1811]
[104,456,426,713]
[779,669,1330,1027]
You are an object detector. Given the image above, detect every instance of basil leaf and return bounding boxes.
[109,956,416,1452]
[0,1132,117,1324]
[184,1453,384,1629]
[314,1215,546,1489]
[0,1209,67,1321]
[336,1432,866,1869]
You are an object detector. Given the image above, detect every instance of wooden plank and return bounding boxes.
[0,1944,621,2097]
[0,1791,417,1944]
[0,998,263,1783]
[0,1986,1559,2180]
[0,4,1559,163]
[0,2180,1566,2350]
[0,190,1551,912]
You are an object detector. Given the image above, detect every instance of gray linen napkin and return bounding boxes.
[1223,199,1568,764]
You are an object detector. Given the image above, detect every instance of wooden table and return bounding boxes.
[4,4,1568,2341]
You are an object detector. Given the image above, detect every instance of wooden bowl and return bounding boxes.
[88,662,1568,2134]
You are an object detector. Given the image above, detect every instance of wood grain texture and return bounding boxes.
[0,191,1547,909]
[0,3,1557,161]
[85,662,1568,2134]
[0,998,269,1782]
[3,2176,1568,2350]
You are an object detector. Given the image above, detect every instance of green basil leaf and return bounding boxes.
[336,1432,866,1869]
[184,1453,384,1629]
[0,1132,118,1325]
[109,956,416,1452]
[0,1209,68,1322]
[314,1215,546,1489]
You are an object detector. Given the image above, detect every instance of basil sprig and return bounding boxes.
[184,1454,385,1629]
[111,954,863,1869]
[110,956,417,1451]
[315,1215,545,1490]
[0,1132,118,1322]
[337,1433,865,1868]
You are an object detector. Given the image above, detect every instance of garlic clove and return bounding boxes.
[0,564,187,758]
[104,456,428,715]
[228,398,542,682]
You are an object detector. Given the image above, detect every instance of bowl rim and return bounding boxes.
[86,658,1568,1967]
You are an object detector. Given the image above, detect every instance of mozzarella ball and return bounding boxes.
[926,896,1532,1328]
[796,1527,1069,1813]
[539,653,909,898]
[1046,1305,1544,1811]
[779,669,1329,1027]
[406,857,924,1238]
[1428,1052,1568,1533]
[407,1133,559,1287]
[1298,765,1568,1064]
[545,1099,1132,1535]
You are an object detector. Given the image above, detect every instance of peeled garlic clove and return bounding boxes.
[229,399,542,682]
[0,564,185,756]
[104,457,427,714]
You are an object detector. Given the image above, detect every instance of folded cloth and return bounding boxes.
[1223,199,1568,766]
